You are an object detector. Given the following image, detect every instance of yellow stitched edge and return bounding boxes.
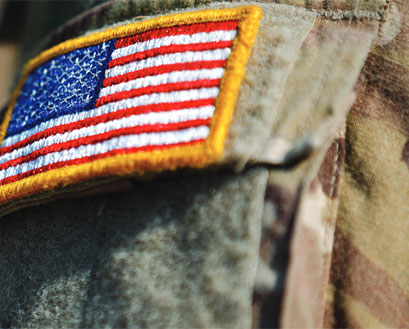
[0,5,262,204]
[205,6,262,159]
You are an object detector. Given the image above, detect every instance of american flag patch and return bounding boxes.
[0,6,261,204]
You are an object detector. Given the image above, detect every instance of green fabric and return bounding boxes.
[0,167,268,328]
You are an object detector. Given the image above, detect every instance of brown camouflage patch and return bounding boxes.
[324,299,364,329]
[323,299,335,329]
[401,139,409,168]
[258,184,299,272]
[318,138,345,198]
[352,54,409,135]
[252,184,299,329]
[330,228,409,328]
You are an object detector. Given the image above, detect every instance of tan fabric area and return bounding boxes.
[258,18,378,165]
[340,122,409,281]
[325,283,390,329]
[220,3,316,166]
[327,114,409,328]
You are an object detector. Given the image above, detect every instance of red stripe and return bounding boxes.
[103,59,227,87]
[0,139,205,185]
[0,118,211,172]
[96,79,220,107]
[109,40,233,68]
[115,20,238,49]
[1,98,215,156]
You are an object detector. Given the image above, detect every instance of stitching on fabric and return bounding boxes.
[95,79,221,107]
[254,0,389,21]
[310,8,382,21]
[104,48,232,78]
[1,98,216,149]
[0,127,211,184]
[0,5,262,204]
[114,20,239,49]
[0,119,213,174]
[329,139,339,198]
[99,68,225,97]
[0,106,215,162]
[102,60,228,87]
[39,0,387,58]
[109,39,235,68]
[318,134,341,328]
[205,6,261,157]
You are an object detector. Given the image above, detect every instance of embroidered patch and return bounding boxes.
[0,6,261,204]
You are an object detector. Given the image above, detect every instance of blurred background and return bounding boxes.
[0,0,28,110]
[0,0,105,110]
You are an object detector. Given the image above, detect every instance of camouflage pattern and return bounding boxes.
[0,0,408,328]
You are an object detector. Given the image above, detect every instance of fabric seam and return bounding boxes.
[254,0,390,21]
[300,22,351,133]
[329,140,340,199]
[44,0,390,55]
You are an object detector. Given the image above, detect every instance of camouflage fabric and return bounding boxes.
[0,0,407,328]
[324,1,409,327]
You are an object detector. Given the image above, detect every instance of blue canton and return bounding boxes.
[6,40,115,137]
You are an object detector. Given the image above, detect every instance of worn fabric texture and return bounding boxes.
[262,17,377,165]
[0,0,408,328]
[0,167,268,328]
[220,2,316,166]
[270,0,388,16]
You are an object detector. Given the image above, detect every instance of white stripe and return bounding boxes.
[2,87,219,148]
[111,30,237,60]
[99,68,224,97]
[96,87,220,114]
[0,126,209,180]
[105,48,231,79]
[0,106,214,165]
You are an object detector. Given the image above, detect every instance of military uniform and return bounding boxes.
[0,1,407,328]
